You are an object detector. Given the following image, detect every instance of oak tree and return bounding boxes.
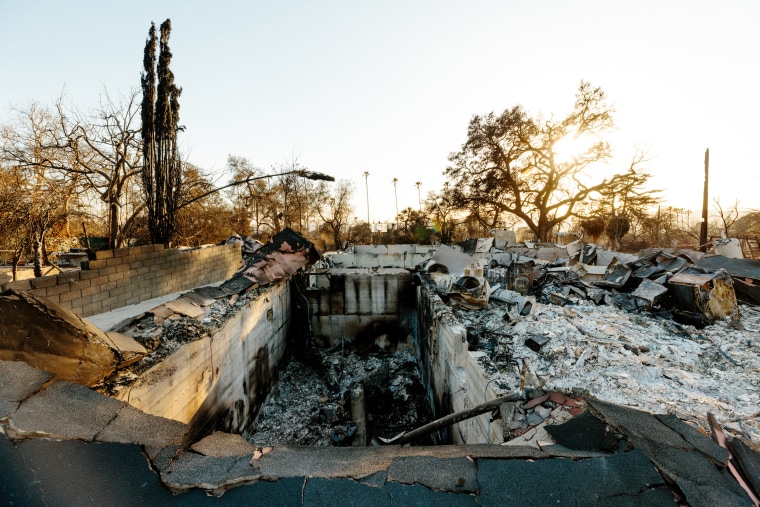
[445,82,648,242]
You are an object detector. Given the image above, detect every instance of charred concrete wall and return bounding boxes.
[416,285,507,444]
[0,244,240,317]
[307,268,417,350]
[308,262,505,444]
[113,281,291,436]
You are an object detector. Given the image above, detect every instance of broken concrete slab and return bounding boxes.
[387,456,478,493]
[161,296,205,319]
[191,431,257,457]
[95,404,189,448]
[0,360,54,419]
[0,290,121,386]
[8,380,125,441]
[160,451,260,494]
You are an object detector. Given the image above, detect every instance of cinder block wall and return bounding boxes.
[306,268,417,347]
[0,244,241,317]
[417,284,505,444]
[117,281,291,435]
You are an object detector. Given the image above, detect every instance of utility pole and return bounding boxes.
[700,148,709,252]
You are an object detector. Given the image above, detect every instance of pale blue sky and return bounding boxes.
[1,1,758,223]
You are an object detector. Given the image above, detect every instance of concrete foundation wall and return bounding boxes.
[416,285,507,444]
[327,244,435,270]
[0,244,241,317]
[307,268,416,348]
[114,281,291,436]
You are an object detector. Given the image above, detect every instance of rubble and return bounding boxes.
[244,348,433,447]
[419,239,760,446]
[221,227,320,294]
[49,229,319,393]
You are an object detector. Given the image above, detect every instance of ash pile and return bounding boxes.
[244,346,433,447]
[418,239,760,445]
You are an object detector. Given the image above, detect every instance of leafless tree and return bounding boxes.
[313,180,355,250]
[713,198,740,237]
[54,90,144,248]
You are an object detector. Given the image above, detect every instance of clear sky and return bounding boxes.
[1,1,758,225]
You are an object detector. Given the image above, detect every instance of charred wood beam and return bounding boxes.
[392,390,528,446]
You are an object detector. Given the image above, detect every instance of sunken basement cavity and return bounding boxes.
[97,267,438,446]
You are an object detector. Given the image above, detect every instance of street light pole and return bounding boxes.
[392,178,399,231]
[177,169,335,210]
[363,171,370,227]
[415,181,422,211]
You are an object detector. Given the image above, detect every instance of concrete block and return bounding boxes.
[81,301,103,316]
[344,276,358,315]
[59,287,83,303]
[87,259,107,269]
[56,272,81,284]
[91,291,109,304]
[69,280,91,291]
[105,257,121,267]
[44,283,70,297]
[357,274,372,315]
[89,274,109,286]
[112,247,130,258]
[78,270,101,281]
[318,290,331,315]
[371,275,386,315]
[99,265,117,276]
[30,276,57,289]
[107,272,124,283]
[6,279,32,292]
[95,250,114,260]
[27,288,46,298]
[330,290,345,315]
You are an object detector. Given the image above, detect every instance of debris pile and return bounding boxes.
[99,228,320,393]
[244,348,433,447]
[419,240,760,445]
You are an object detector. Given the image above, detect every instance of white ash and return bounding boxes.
[455,301,760,443]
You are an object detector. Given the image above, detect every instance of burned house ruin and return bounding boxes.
[2,231,760,505]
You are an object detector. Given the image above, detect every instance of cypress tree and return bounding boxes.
[141,19,182,246]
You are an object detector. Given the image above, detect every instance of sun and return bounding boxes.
[551,133,597,164]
